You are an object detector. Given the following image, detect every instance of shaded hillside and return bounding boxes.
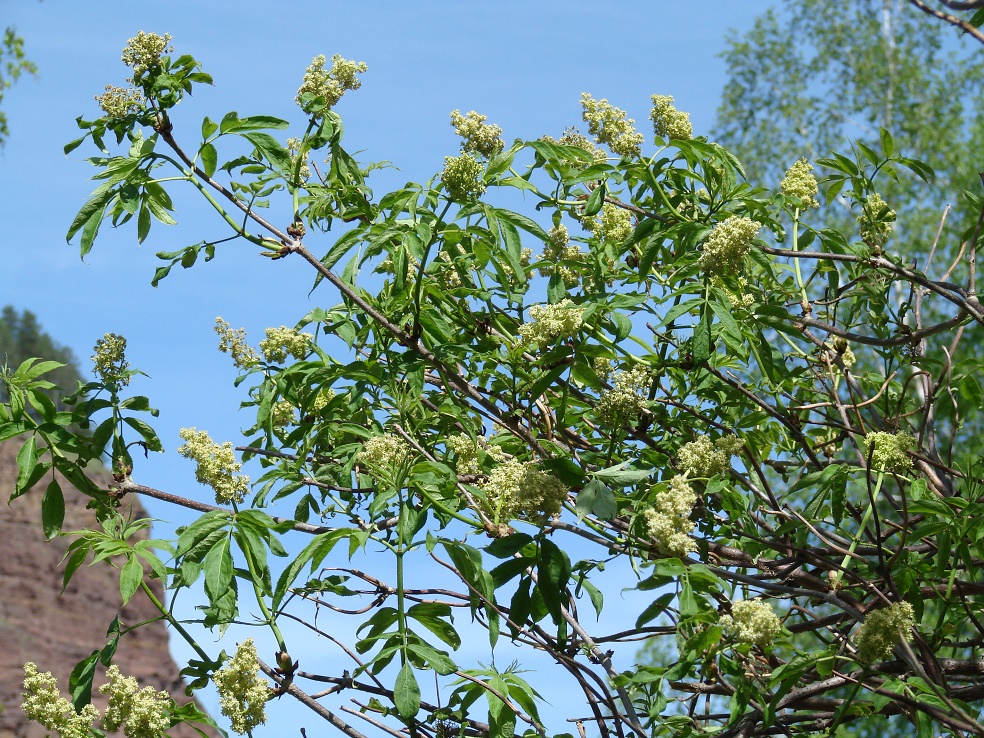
[0,440,216,738]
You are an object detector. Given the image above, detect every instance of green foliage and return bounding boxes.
[10,22,984,738]
[0,306,84,411]
[0,26,36,145]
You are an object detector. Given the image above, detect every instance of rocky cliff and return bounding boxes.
[0,440,216,738]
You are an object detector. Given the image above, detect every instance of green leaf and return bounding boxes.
[593,462,652,486]
[273,530,347,609]
[242,132,291,170]
[14,436,38,495]
[407,642,456,675]
[879,127,894,158]
[69,651,99,710]
[692,299,712,363]
[537,539,571,625]
[119,554,143,606]
[41,479,65,539]
[201,116,218,139]
[201,143,218,178]
[203,536,233,602]
[122,416,163,452]
[498,220,527,288]
[583,184,605,216]
[576,478,617,520]
[394,662,420,719]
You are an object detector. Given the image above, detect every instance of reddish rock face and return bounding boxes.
[0,441,216,738]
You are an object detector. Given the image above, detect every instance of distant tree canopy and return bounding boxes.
[0,306,84,408]
[715,0,984,252]
[0,26,36,145]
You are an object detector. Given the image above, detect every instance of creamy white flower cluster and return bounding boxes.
[855,601,914,665]
[295,54,367,112]
[213,639,269,735]
[780,159,820,209]
[178,427,250,504]
[857,193,896,246]
[483,459,567,524]
[541,128,608,164]
[518,299,585,345]
[450,109,504,159]
[641,474,697,557]
[863,431,916,473]
[537,224,586,288]
[271,388,335,429]
[441,153,486,201]
[676,435,743,478]
[215,318,260,369]
[286,137,312,181]
[121,31,173,78]
[259,326,313,364]
[582,202,633,245]
[698,216,762,276]
[446,433,506,475]
[597,363,651,426]
[92,333,131,386]
[721,598,783,648]
[96,85,144,118]
[358,433,413,486]
[21,663,100,738]
[22,662,173,738]
[650,95,693,141]
[580,93,644,158]
[101,665,172,738]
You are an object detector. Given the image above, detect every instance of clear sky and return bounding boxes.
[1,1,775,735]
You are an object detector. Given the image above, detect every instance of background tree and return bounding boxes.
[0,306,84,410]
[715,0,984,250]
[0,26,35,145]
[5,20,984,738]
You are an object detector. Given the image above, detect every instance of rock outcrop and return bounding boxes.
[0,440,216,738]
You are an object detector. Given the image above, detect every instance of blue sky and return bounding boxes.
[1,1,775,735]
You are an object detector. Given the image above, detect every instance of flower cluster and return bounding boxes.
[100,665,171,738]
[857,193,896,246]
[295,54,367,112]
[721,598,783,648]
[259,326,313,364]
[518,299,585,345]
[121,31,173,78]
[21,663,100,738]
[450,109,504,159]
[863,431,916,472]
[676,435,742,478]
[780,159,819,209]
[441,153,486,201]
[213,639,269,735]
[215,318,260,369]
[96,85,145,118]
[641,474,697,557]
[483,459,567,524]
[698,216,761,276]
[22,663,173,738]
[598,364,651,426]
[446,433,506,475]
[537,224,586,288]
[359,433,412,483]
[285,137,312,181]
[580,93,644,158]
[273,388,336,429]
[178,428,250,504]
[650,94,693,141]
[582,202,633,245]
[855,601,915,665]
[92,333,131,386]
